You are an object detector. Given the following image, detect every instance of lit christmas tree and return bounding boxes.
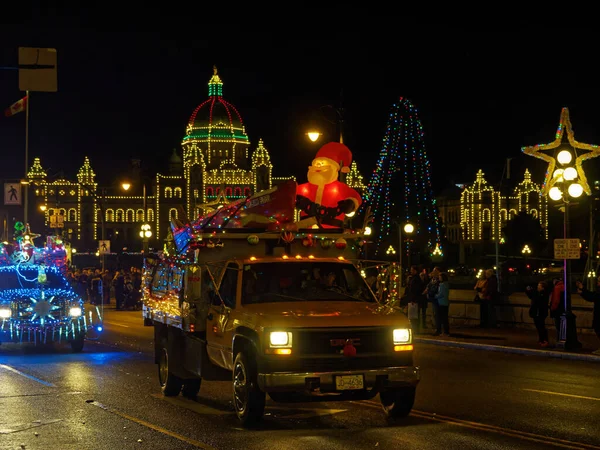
[362,97,442,260]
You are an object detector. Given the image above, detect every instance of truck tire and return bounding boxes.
[233,352,265,426]
[379,387,416,418]
[70,335,85,353]
[158,347,182,396]
[182,379,202,399]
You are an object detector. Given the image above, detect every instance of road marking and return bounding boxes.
[103,321,130,328]
[358,401,600,450]
[151,393,230,415]
[0,364,55,387]
[88,400,215,449]
[523,388,600,402]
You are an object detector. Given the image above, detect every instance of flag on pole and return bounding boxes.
[4,96,28,117]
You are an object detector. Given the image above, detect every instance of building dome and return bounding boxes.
[183,66,249,145]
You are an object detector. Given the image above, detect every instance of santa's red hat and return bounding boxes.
[313,142,353,173]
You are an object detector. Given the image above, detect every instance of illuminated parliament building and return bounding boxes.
[24,67,316,253]
[436,168,548,263]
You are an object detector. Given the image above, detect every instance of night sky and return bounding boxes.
[3,12,600,196]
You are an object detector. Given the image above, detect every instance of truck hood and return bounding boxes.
[239,301,410,328]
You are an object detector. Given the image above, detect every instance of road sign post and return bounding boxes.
[553,238,580,259]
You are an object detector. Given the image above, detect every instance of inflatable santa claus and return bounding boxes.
[296,142,362,228]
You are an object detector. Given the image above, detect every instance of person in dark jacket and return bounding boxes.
[525,280,551,347]
[576,278,600,355]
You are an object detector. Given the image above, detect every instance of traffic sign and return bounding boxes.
[99,240,110,254]
[554,238,580,259]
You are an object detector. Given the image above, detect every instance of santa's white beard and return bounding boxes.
[307,169,337,185]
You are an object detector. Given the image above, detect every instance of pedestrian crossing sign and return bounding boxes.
[99,240,110,254]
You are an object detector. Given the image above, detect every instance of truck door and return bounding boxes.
[206,261,240,371]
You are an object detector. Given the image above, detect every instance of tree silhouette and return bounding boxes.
[502,211,546,255]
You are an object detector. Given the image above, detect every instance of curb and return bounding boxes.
[414,337,600,363]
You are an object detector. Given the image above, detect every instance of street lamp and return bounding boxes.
[122,181,150,252]
[522,108,600,350]
[140,224,152,253]
[396,221,414,285]
[305,91,346,144]
[547,149,583,350]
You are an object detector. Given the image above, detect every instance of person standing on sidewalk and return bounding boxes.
[525,280,551,347]
[549,278,565,338]
[575,278,600,355]
[433,272,450,336]
[426,266,441,330]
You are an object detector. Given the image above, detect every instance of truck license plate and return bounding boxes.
[335,375,364,390]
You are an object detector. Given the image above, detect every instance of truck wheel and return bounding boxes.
[380,387,416,418]
[233,352,265,426]
[158,347,182,396]
[182,379,202,399]
[70,336,85,353]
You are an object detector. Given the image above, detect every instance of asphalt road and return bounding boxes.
[1,309,599,450]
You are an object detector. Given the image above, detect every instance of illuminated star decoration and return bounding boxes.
[522,107,600,196]
[27,290,59,327]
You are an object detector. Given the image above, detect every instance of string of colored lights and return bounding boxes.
[362,97,442,258]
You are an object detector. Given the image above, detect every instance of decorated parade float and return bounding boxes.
[0,222,102,352]
[141,142,417,426]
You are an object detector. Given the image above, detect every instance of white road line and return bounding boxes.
[0,364,56,387]
[523,388,600,402]
[103,321,130,328]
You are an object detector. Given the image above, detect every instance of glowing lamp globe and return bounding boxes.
[563,167,577,181]
[404,223,414,234]
[549,186,563,201]
[557,150,573,165]
[307,131,321,142]
[568,183,583,198]
[553,168,564,181]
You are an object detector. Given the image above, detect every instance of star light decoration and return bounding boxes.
[522,107,600,196]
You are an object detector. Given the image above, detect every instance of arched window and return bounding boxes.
[115,209,125,222]
[207,187,213,196]
[48,208,56,216]
[106,209,114,222]
[147,209,154,222]
[125,209,135,222]
[68,208,76,222]
[530,209,538,219]
[482,208,491,222]
[136,209,144,221]
[165,187,173,198]
[234,187,242,197]
[216,187,220,195]
[226,187,232,196]
[509,209,517,219]
[500,209,507,222]
[59,208,66,217]
[244,187,251,196]
[169,208,178,221]
[174,187,182,198]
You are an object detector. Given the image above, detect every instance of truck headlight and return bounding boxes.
[0,308,11,319]
[393,328,411,344]
[69,306,82,317]
[269,331,292,348]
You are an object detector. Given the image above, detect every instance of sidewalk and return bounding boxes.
[414,325,600,363]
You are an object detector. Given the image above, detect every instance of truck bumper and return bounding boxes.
[257,366,420,393]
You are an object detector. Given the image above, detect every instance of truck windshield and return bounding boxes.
[241,261,376,304]
[0,267,70,290]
